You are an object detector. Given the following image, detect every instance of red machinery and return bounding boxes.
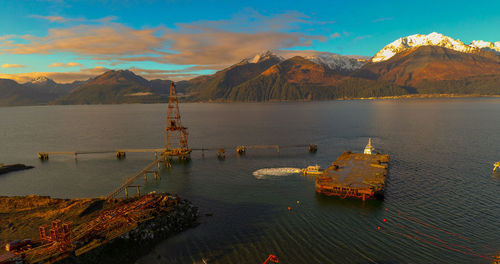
[5,239,32,252]
[263,254,279,264]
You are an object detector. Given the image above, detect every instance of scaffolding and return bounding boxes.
[165,82,190,156]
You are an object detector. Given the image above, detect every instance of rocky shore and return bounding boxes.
[58,197,199,264]
[0,194,199,264]
[0,164,34,175]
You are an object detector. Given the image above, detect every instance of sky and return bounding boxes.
[0,0,499,83]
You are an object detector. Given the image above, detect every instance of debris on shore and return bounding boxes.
[0,193,198,264]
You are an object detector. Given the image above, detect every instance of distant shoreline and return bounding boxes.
[1,94,500,107]
[356,93,500,100]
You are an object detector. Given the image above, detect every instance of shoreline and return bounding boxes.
[1,93,500,107]
[0,194,199,264]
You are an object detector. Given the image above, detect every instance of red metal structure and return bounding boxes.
[165,82,189,154]
[38,220,71,247]
[262,254,279,264]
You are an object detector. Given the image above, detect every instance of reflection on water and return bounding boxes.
[314,193,385,212]
[0,98,499,263]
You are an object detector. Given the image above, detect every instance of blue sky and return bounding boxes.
[1,0,499,82]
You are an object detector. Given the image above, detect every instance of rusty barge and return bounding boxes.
[315,139,389,201]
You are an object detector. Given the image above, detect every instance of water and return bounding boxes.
[0,99,499,263]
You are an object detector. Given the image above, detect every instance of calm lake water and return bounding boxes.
[0,99,499,263]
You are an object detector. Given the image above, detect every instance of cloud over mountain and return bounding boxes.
[1,10,325,71]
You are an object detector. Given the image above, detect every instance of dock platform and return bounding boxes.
[315,151,389,200]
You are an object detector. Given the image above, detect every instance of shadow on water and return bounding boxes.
[314,193,385,212]
[166,157,192,166]
[144,197,278,264]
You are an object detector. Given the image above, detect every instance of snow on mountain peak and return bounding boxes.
[304,53,366,72]
[470,40,500,53]
[371,32,499,62]
[30,76,52,83]
[246,51,283,63]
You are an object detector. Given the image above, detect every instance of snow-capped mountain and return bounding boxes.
[243,51,365,72]
[470,40,500,53]
[244,51,284,64]
[29,76,55,84]
[305,53,366,72]
[371,32,499,62]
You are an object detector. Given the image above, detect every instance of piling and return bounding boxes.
[236,146,246,155]
[116,151,126,159]
[308,144,318,153]
[217,149,226,160]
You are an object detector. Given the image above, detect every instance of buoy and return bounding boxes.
[383,218,387,222]
[296,200,300,204]
[288,206,291,211]
[377,226,381,230]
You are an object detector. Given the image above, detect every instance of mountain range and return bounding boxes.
[1,32,499,106]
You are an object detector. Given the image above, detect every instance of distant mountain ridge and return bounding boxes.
[0,77,82,106]
[1,32,500,105]
[54,70,176,105]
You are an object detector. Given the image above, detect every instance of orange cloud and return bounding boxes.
[30,15,67,23]
[2,63,25,68]
[2,24,166,56]
[48,62,83,67]
[2,10,325,68]
[330,32,340,38]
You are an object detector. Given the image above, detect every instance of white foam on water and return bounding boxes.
[252,167,302,179]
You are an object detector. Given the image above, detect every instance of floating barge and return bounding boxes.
[315,139,389,201]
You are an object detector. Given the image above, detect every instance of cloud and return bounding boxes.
[2,10,325,68]
[1,24,167,56]
[2,63,25,68]
[29,15,118,24]
[48,62,83,67]
[67,62,82,67]
[330,32,340,39]
[30,15,67,23]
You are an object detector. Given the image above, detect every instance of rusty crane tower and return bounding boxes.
[164,82,191,157]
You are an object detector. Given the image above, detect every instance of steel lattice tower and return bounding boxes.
[165,82,189,151]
